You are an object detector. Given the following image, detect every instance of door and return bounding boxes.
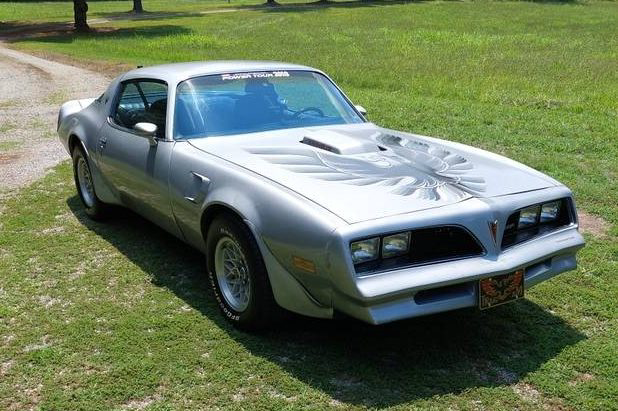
[98,79,181,237]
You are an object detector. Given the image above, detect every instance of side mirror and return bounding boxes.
[133,122,158,146]
[354,105,367,117]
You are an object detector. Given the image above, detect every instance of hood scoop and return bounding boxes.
[300,130,381,155]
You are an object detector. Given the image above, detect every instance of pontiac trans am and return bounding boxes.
[57,61,585,329]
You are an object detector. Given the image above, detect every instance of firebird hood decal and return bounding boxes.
[187,123,558,223]
[247,133,486,201]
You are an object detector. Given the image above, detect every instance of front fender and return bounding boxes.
[169,142,346,314]
[198,186,338,318]
[244,219,333,319]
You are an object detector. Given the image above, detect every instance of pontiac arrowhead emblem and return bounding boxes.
[488,220,499,246]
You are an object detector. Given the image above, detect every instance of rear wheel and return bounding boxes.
[72,144,108,220]
[206,215,280,330]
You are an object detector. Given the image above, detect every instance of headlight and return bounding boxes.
[518,205,540,229]
[540,201,560,223]
[350,237,379,264]
[382,232,411,258]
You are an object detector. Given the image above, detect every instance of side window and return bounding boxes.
[113,80,167,137]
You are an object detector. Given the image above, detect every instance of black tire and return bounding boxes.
[72,144,108,220]
[206,215,280,330]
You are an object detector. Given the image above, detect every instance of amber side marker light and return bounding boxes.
[293,256,316,273]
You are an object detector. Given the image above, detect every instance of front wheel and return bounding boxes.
[72,144,108,220]
[206,215,280,330]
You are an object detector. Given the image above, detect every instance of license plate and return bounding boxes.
[479,269,524,310]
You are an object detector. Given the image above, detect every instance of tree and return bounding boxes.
[73,0,89,32]
[132,0,144,13]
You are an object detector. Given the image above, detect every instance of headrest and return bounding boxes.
[149,98,167,113]
[244,79,276,95]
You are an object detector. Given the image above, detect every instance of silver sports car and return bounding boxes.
[57,61,585,329]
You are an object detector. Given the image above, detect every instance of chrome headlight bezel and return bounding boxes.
[349,226,484,276]
[350,231,412,266]
[502,197,573,249]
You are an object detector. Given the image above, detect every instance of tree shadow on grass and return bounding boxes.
[518,0,579,3]
[89,10,207,22]
[1,0,579,40]
[67,195,585,407]
[2,23,191,42]
[256,0,579,14]
[0,20,75,39]
[257,0,427,13]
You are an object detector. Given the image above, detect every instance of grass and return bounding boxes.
[0,141,20,151]
[10,1,618,225]
[0,165,616,410]
[1,0,617,409]
[0,0,356,23]
[44,90,69,105]
[0,100,17,108]
[0,123,16,133]
[0,0,236,23]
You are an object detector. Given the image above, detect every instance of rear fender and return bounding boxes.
[59,99,119,205]
[58,98,96,133]
[58,98,95,154]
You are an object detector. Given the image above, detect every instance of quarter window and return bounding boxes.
[113,80,167,137]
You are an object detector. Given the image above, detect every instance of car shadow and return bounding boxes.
[67,195,585,407]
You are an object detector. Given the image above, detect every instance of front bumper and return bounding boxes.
[332,225,584,325]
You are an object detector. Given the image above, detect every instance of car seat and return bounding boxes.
[146,98,167,137]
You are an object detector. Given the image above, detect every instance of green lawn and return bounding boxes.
[2,1,618,410]
[0,0,354,23]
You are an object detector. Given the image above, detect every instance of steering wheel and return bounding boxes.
[115,106,141,128]
[291,107,325,119]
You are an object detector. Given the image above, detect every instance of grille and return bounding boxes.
[355,226,484,274]
[501,198,573,249]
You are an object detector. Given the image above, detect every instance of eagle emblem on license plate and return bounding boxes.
[479,269,524,310]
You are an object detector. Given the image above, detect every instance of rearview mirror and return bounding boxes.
[133,122,158,146]
[355,105,367,116]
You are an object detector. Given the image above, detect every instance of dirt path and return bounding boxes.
[0,43,109,194]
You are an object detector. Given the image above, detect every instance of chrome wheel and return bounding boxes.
[76,156,95,208]
[214,236,251,312]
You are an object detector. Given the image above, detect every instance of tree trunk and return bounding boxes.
[73,0,89,32]
[132,0,144,13]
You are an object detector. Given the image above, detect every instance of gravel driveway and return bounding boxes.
[0,43,109,194]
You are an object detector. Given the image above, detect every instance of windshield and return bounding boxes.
[174,70,364,138]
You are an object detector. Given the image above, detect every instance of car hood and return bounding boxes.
[188,123,559,224]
